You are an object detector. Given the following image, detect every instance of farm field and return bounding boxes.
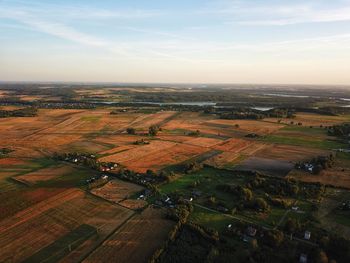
[204,119,285,135]
[2,107,344,174]
[262,125,347,150]
[235,156,294,177]
[254,144,330,162]
[14,164,76,185]
[91,179,147,209]
[0,188,133,262]
[1,85,350,263]
[84,207,175,263]
[91,179,144,203]
[264,112,350,127]
[288,168,350,189]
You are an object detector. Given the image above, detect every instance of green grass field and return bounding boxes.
[262,124,347,150]
[281,125,328,134]
[189,206,234,231]
[262,134,345,150]
[330,211,350,227]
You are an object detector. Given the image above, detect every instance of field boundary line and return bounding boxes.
[77,212,137,263]
[86,190,137,212]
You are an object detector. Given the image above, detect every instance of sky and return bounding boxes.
[0,0,350,85]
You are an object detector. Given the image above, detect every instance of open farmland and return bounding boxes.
[254,144,330,162]
[204,139,267,168]
[204,119,285,135]
[1,83,350,263]
[265,112,350,127]
[14,164,76,185]
[122,143,209,173]
[84,207,175,263]
[99,140,176,163]
[288,168,350,189]
[262,125,346,150]
[91,179,146,209]
[0,188,133,263]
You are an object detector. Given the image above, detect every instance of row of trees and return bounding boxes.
[126,125,161,136]
[217,108,295,120]
[0,107,38,118]
[247,175,325,199]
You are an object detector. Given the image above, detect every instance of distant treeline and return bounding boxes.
[110,89,320,106]
[0,99,95,109]
[0,85,76,98]
[212,107,295,120]
[0,107,38,118]
[291,107,350,116]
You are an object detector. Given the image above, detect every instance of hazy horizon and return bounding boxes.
[1,0,350,85]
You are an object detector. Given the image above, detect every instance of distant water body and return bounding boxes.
[251,107,274,111]
[96,101,216,106]
[264,93,310,98]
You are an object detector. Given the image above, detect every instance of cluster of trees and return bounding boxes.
[165,203,193,223]
[149,125,161,136]
[323,235,350,262]
[38,101,96,109]
[126,127,136,134]
[227,218,350,262]
[133,139,150,145]
[296,154,335,175]
[149,203,193,263]
[156,219,349,263]
[118,168,173,187]
[188,130,201,136]
[284,217,304,234]
[0,107,38,118]
[217,184,270,212]
[126,126,161,136]
[217,107,295,120]
[328,124,350,138]
[0,148,13,157]
[299,106,350,116]
[0,99,95,109]
[183,161,203,174]
[248,175,325,199]
[153,223,219,263]
[214,175,325,215]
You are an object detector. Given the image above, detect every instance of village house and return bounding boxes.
[304,231,311,240]
[299,253,307,263]
[246,226,257,237]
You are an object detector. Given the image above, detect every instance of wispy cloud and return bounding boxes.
[1,1,350,62]
[0,3,163,58]
[237,7,350,26]
[0,0,160,20]
[0,1,205,62]
[201,1,350,26]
